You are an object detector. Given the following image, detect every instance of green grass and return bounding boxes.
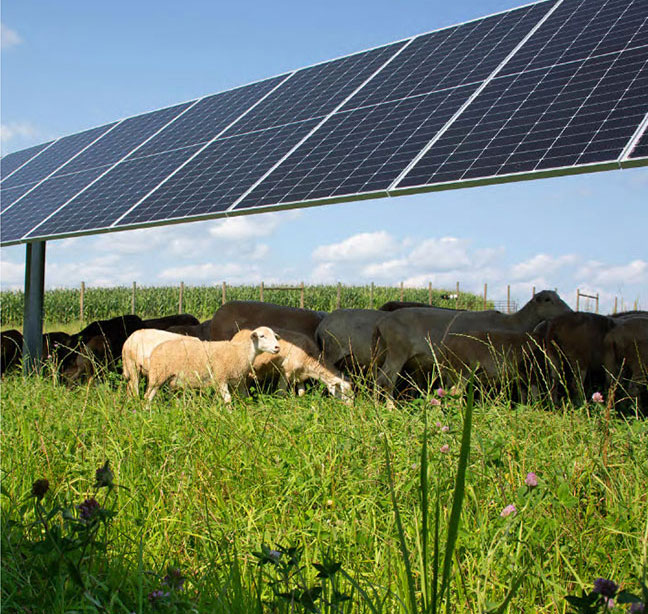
[2,370,647,613]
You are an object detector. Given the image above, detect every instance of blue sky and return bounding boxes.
[1,0,646,313]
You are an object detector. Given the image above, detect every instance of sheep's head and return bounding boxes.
[251,327,280,354]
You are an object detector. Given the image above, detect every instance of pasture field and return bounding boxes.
[2,368,647,613]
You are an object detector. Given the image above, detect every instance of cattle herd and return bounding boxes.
[1,290,646,414]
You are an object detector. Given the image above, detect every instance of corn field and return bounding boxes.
[0,284,490,326]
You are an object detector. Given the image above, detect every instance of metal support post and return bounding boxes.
[23,241,46,374]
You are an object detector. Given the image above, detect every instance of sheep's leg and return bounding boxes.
[144,384,159,403]
[219,382,232,404]
[123,359,139,397]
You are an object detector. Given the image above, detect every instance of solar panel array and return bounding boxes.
[1,0,647,246]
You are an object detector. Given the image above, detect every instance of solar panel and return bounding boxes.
[0,141,54,182]
[394,0,648,190]
[1,0,646,247]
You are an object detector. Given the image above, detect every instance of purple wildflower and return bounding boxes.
[591,391,604,403]
[430,398,441,407]
[94,460,114,488]
[435,421,442,428]
[525,472,538,488]
[78,497,100,520]
[436,387,446,398]
[163,568,185,591]
[440,444,450,454]
[629,602,645,613]
[441,425,450,433]
[147,589,170,603]
[500,504,516,518]
[593,578,618,598]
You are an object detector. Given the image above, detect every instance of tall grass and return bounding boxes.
[2,371,646,612]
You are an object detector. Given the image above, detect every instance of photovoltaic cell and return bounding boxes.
[236,86,477,210]
[116,120,319,227]
[342,2,555,110]
[233,2,555,211]
[1,167,110,244]
[0,183,40,211]
[51,102,193,176]
[223,43,405,136]
[1,123,116,190]
[25,146,202,240]
[1,141,54,181]
[397,0,648,189]
[133,77,285,157]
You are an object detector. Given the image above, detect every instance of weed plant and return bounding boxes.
[1,368,647,612]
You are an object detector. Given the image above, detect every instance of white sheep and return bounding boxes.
[144,326,280,403]
[122,328,187,397]
[231,328,353,403]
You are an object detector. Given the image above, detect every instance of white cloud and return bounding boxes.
[158,262,257,283]
[1,121,38,143]
[209,211,300,241]
[313,231,396,262]
[0,259,24,288]
[1,23,22,49]
[408,237,473,271]
[362,258,409,279]
[511,253,577,281]
[576,259,648,286]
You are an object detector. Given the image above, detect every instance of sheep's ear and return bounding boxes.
[275,333,281,340]
[251,331,258,341]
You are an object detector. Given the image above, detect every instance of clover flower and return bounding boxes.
[436,387,446,398]
[147,589,170,603]
[500,504,516,518]
[591,391,604,404]
[94,460,114,488]
[593,578,618,598]
[31,478,49,501]
[525,472,538,488]
[78,497,100,520]
[440,444,450,454]
[430,398,441,406]
[441,425,450,433]
[162,567,185,591]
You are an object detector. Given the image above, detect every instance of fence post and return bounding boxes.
[532,286,536,297]
[178,281,184,314]
[614,296,618,314]
[336,282,341,309]
[456,281,460,309]
[576,288,580,311]
[595,293,599,314]
[300,282,304,309]
[483,283,487,310]
[507,284,511,314]
[400,281,404,302]
[260,281,264,302]
[370,282,374,309]
[131,281,136,315]
[80,281,85,322]
[428,281,432,305]
[222,281,227,306]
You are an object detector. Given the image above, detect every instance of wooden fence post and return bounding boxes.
[576,288,580,311]
[260,281,264,302]
[507,284,511,314]
[300,282,304,309]
[222,282,227,306]
[483,283,487,310]
[80,281,85,322]
[131,282,136,315]
[456,281,460,309]
[336,282,341,309]
[595,293,599,314]
[614,296,618,314]
[178,281,184,314]
[400,281,404,302]
[428,281,432,305]
[370,282,374,309]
